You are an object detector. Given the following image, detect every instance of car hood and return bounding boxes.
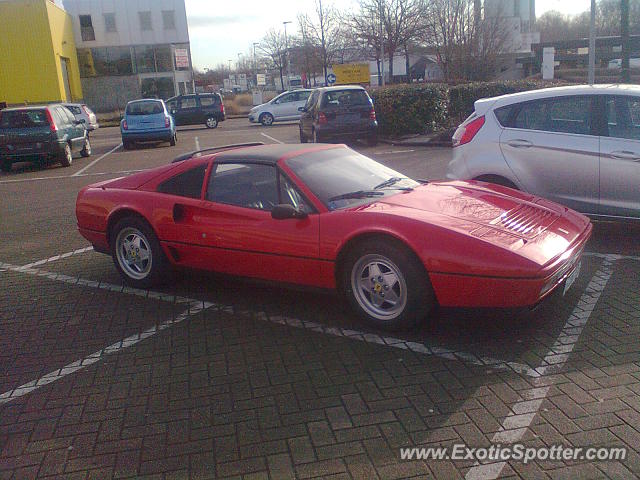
[360,180,591,268]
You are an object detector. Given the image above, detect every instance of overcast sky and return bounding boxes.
[184,0,591,69]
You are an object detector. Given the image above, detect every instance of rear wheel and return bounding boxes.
[111,216,170,288]
[80,137,91,157]
[342,239,435,331]
[205,116,218,129]
[122,139,132,150]
[60,143,72,167]
[260,113,274,126]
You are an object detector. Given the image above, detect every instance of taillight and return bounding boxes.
[45,108,57,133]
[452,115,485,147]
[369,109,376,121]
[318,111,328,125]
[220,103,224,114]
[164,116,170,128]
[122,119,128,130]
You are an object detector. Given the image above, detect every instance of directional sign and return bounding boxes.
[326,73,336,85]
[332,63,370,85]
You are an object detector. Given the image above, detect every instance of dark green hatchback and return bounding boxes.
[0,105,91,172]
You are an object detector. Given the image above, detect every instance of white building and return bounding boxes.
[63,0,193,111]
[485,0,540,54]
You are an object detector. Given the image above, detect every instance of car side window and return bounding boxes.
[513,97,591,135]
[275,94,292,104]
[157,163,207,199]
[494,105,515,127]
[279,173,312,213]
[181,96,197,109]
[207,163,278,211]
[606,96,640,141]
[297,91,311,102]
[166,99,178,111]
[200,96,217,106]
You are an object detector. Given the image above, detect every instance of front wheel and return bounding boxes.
[111,217,170,288]
[205,116,218,129]
[60,143,72,167]
[81,137,92,157]
[342,239,435,331]
[260,113,274,126]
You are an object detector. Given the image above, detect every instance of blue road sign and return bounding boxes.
[326,73,336,84]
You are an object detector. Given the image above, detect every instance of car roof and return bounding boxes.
[488,84,640,108]
[318,85,367,92]
[214,143,343,165]
[127,98,164,104]
[1,105,57,112]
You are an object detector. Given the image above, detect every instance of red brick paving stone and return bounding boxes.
[345,453,380,480]
[287,437,316,465]
[266,453,294,480]
[375,460,431,479]
[547,462,608,480]
[315,441,365,461]
[294,458,347,479]
[610,424,640,452]
[216,457,266,478]
[574,413,624,431]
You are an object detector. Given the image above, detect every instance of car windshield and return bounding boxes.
[285,148,419,210]
[126,101,164,115]
[0,110,49,128]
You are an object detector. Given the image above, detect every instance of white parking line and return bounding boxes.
[72,142,122,176]
[376,149,416,155]
[260,132,284,144]
[0,168,146,185]
[464,255,616,480]
[195,136,201,154]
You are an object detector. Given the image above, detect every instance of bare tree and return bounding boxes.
[300,0,342,82]
[258,29,287,90]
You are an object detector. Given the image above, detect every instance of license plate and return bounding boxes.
[563,261,581,295]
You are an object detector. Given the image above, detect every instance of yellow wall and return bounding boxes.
[0,0,82,105]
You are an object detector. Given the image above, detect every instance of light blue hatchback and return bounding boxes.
[121,99,177,150]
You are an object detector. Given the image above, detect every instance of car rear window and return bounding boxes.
[200,95,220,106]
[126,101,164,115]
[321,90,371,108]
[0,110,49,128]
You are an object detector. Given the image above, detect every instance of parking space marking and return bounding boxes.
[18,246,94,270]
[0,168,145,185]
[585,251,640,262]
[260,132,285,144]
[72,142,123,177]
[464,255,616,480]
[376,149,416,155]
[195,136,201,153]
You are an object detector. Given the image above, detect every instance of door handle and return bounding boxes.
[507,139,533,148]
[609,150,640,161]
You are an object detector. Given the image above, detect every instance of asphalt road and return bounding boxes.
[0,118,639,480]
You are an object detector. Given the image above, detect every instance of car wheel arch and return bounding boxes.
[107,209,156,247]
[473,174,519,190]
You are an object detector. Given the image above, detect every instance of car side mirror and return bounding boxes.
[271,204,308,220]
[298,106,307,112]
[75,119,86,125]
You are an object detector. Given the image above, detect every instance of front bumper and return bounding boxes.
[248,113,258,123]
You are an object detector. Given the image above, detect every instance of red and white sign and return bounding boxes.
[175,49,189,68]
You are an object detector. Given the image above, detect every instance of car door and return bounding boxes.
[599,95,640,218]
[197,161,322,286]
[176,95,198,126]
[292,91,311,118]
[272,93,296,120]
[498,95,600,214]
[57,106,85,151]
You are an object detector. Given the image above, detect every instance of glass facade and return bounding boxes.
[78,45,179,77]
[140,77,175,99]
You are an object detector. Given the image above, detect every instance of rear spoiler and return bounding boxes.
[171,142,265,163]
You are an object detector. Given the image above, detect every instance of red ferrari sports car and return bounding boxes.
[76,143,591,330]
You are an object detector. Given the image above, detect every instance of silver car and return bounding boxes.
[249,89,313,126]
[446,85,640,220]
[63,103,99,131]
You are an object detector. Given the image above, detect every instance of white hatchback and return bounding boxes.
[446,84,640,220]
[249,89,313,126]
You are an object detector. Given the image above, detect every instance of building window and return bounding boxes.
[104,13,116,33]
[79,15,95,41]
[140,77,175,100]
[162,10,176,30]
[139,11,152,31]
[78,47,134,77]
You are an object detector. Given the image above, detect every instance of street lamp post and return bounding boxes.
[283,20,292,90]
[379,0,385,86]
[253,42,260,86]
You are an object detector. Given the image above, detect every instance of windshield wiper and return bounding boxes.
[328,190,385,202]
[374,177,412,190]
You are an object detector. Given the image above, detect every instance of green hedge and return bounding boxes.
[369,83,449,137]
[370,80,570,137]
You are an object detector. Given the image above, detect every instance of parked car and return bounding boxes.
[248,89,313,126]
[0,105,90,172]
[121,99,176,150]
[76,143,590,331]
[166,93,225,129]
[299,85,378,145]
[446,84,640,220]
[63,103,99,131]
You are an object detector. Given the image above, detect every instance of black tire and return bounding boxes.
[60,143,73,167]
[110,216,171,289]
[169,132,177,146]
[260,113,274,126]
[1,159,11,173]
[367,134,378,147]
[122,140,132,150]
[341,238,435,331]
[474,175,518,190]
[205,116,218,129]
[299,127,308,143]
[80,136,91,157]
